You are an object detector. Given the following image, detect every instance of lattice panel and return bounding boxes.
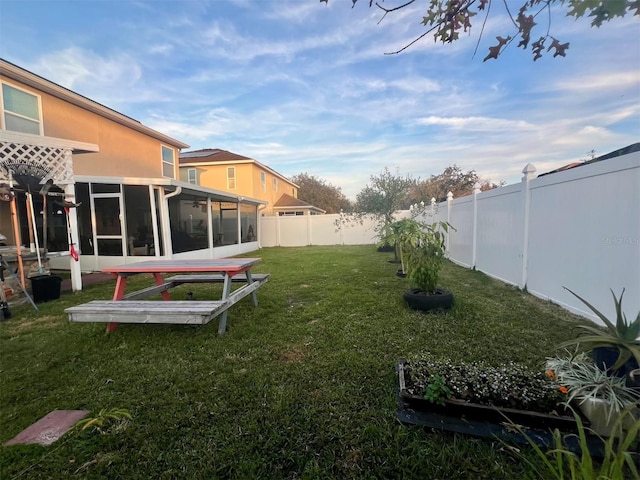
[0,142,74,187]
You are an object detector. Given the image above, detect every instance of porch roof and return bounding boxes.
[73,175,266,206]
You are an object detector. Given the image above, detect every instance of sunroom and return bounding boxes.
[56,176,263,273]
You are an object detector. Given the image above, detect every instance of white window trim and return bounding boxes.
[1,80,44,135]
[161,145,175,178]
[227,166,236,190]
[273,177,278,193]
[187,168,197,184]
[260,171,266,193]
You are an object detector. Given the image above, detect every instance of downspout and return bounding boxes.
[236,195,244,248]
[257,203,267,248]
[160,186,182,258]
[164,186,183,199]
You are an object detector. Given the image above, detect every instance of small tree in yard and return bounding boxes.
[349,167,417,244]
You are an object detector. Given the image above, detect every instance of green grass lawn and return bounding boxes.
[0,245,596,479]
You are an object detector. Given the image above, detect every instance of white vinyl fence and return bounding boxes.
[260,151,639,325]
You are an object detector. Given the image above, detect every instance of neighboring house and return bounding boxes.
[0,59,263,290]
[179,148,316,216]
[538,143,640,177]
[273,193,325,216]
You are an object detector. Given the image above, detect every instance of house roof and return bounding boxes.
[180,149,252,162]
[179,148,298,187]
[273,193,325,213]
[0,59,189,150]
[538,143,640,177]
[73,174,265,206]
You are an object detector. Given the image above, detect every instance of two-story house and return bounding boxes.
[0,59,263,291]
[179,149,323,216]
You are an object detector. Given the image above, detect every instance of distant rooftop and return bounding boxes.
[179,149,252,163]
[274,193,325,213]
[538,142,640,177]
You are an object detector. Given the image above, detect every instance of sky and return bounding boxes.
[1,0,639,200]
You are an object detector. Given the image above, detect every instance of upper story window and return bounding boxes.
[187,168,197,184]
[273,177,278,193]
[161,146,175,177]
[1,82,42,135]
[260,171,266,192]
[227,167,236,190]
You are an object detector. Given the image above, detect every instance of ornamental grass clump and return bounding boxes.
[545,351,640,424]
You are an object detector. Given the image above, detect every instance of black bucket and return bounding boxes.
[29,275,62,303]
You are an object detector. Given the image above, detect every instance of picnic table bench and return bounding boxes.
[65,258,269,334]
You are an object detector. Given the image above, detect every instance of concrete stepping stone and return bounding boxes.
[4,410,89,446]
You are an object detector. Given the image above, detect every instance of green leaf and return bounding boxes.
[563,287,616,331]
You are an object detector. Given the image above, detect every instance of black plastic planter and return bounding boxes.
[403,288,453,311]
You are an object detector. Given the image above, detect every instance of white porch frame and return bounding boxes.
[0,130,99,292]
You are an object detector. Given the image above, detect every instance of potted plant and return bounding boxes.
[403,220,453,311]
[545,351,640,437]
[377,220,403,263]
[378,218,425,277]
[558,287,640,386]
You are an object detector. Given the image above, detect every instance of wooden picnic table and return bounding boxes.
[65,258,269,334]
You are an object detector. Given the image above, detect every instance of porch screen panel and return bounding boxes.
[76,183,93,254]
[167,192,209,253]
[94,198,121,236]
[240,204,257,243]
[124,185,154,256]
[220,202,238,245]
[211,201,222,246]
[94,196,123,256]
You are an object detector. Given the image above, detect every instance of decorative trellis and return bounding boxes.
[0,142,74,189]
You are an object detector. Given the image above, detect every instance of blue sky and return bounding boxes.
[1,0,638,199]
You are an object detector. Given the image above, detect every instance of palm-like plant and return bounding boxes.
[559,288,640,371]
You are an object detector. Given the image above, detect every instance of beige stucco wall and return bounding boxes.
[180,162,298,215]
[1,75,181,179]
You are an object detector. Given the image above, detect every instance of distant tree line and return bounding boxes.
[290,173,353,214]
[292,165,503,214]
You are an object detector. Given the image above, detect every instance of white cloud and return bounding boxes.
[31,47,142,92]
[415,116,535,131]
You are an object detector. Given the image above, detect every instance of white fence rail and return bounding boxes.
[259,152,640,325]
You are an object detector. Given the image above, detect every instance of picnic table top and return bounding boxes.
[102,258,262,274]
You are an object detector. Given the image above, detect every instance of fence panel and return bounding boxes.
[278,216,310,247]
[260,216,277,247]
[311,215,342,245]
[448,196,474,268]
[526,154,639,322]
[474,183,523,286]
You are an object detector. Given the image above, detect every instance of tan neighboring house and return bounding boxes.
[179,149,322,216]
[0,59,263,291]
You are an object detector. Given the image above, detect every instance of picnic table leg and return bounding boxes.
[106,275,127,333]
[217,274,233,335]
[153,273,171,300]
[246,270,258,307]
